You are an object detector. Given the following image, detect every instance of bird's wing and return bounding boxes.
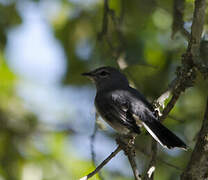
[127,87,158,123]
[110,89,157,128]
[95,91,141,134]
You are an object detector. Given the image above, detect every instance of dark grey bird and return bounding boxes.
[82,66,187,150]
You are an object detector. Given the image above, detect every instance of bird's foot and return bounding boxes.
[116,135,136,156]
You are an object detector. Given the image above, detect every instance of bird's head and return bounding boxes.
[82,66,129,91]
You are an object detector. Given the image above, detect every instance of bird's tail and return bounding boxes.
[142,120,187,150]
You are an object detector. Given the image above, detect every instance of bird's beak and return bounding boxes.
[82,72,95,81]
[81,72,93,77]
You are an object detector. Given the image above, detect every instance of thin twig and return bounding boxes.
[172,0,185,38]
[144,93,181,180]
[90,113,104,180]
[143,141,157,180]
[168,115,185,123]
[80,146,122,180]
[97,0,127,63]
[97,0,109,40]
[181,27,191,40]
[136,147,183,171]
[90,121,97,166]
[160,92,181,122]
[172,0,191,40]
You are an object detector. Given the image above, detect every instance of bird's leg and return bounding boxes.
[116,134,136,156]
[127,135,136,156]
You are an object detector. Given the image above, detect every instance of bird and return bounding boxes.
[82,66,187,150]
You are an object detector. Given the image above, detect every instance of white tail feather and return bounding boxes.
[142,122,167,148]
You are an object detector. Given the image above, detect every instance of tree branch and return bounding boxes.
[172,0,191,40]
[116,136,141,180]
[90,115,98,166]
[136,146,183,171]
[143,141,157,180]
[187,0,206,57]
[146,0,206,179]
[81,136,142,180]
[80,146,122,180]
[127,153,141,180]
[97,0,109,40]
[181,98,208,180]
[89,113,104,180]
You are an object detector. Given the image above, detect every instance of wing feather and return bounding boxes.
[95,92,140,134]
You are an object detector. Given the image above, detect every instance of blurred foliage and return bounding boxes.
[0,2,21,49]
[0,0,207,180]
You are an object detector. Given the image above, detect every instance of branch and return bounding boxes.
[136,146,183,171]
[127,154,141,180]
[81,136,142,180]
[181,98,208,180]
[97,0,127,63]
[187,0,206,57]
[146,0,206,179]
[116,136,141,180]
[168,115,185,123]
[160,92,181,121]
[199,40,208,78]
[97,0,109,40]
[156,0,206,138]
[80,146,122,180]
[89,113,104,180]
[172,0,191,40]
[90,115,98,166]
[143,141,157,180]
[144,89,183,179]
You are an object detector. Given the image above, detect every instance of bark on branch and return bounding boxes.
[145,0,206,179]
[80,146,122,180]
[181,98,208,180]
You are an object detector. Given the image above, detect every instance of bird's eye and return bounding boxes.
[99,70,109,77]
